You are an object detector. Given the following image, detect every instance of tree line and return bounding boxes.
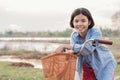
[0,28,120,37]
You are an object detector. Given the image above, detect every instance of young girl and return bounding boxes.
[54,8,117,80]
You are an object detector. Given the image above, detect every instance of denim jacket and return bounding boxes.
[70,28,117,80]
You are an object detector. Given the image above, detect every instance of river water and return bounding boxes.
[0,37,68,69]
[0,37,70,52]
[0,40,60,69]
[0,41,61,52]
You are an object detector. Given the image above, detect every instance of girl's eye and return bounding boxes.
[81,19,86,22]
[74,19,79,23]
[74,19,86,23]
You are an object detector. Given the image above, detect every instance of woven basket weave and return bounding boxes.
[41,53,77,80]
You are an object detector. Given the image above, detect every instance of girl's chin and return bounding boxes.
[78,30,85,33]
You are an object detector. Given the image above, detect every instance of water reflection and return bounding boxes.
[0,41,60,52]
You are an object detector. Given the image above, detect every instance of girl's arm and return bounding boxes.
[54,44,74,54]
[71,28,102,53]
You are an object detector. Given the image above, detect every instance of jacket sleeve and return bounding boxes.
[70,31,83,53]
[85,28,102,53]
[70,28,102,53]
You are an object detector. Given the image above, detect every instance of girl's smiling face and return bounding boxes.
[73,14,91,35]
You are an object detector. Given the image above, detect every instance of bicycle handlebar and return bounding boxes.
[76,39,113,56]
[96,39,113,45]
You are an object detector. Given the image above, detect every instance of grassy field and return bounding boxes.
[0,61,120,80]
[116,65,120,76]
[0,62,44,80]
[0,50,48,59]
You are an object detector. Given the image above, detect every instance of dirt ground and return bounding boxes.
[13,53,48,59]
[9,62,34,67]
[4,53,48,67]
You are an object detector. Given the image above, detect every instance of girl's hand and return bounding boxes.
[53,45,65,54]
[53,44,74,54]
[65,50,74,54]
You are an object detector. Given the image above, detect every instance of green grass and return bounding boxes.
[0,61,120,80]
[0,50,48,59]
[0,62,44,80]
[116,65,120,76]
[0,49,44,55]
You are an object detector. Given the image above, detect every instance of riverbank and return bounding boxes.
[0,50,48,59]
[0,49,120,64]
[0,50,48,69]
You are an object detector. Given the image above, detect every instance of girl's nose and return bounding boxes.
[77,22,82,26]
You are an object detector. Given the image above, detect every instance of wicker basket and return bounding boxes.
[41,53,77,80]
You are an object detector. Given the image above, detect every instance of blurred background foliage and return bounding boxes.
[0,28,120,38]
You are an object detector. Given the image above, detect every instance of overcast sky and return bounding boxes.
[0,0,120,32]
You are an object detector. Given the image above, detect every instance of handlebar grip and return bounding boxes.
[97,39,113,45]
